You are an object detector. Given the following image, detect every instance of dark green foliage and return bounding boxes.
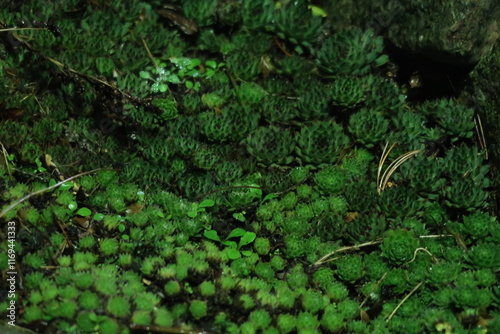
[271,0,323,53]
[276,55,314,77]
[316,28,388,76]
[330,76,366,108]
[295,121,350,165]
[335,255,364,283]
[443,178,489,211]
[260,95,296,123]
[226,51,261,81]
[348,108,389,148]
[466,243,500,269]
[420,98,475,140]
[364,75,405,112]
[347,213,387,243]
[377,187,423,218]
[0,0,495,332]
[295,91,330,121]
[182,0,217,27]
[344,180,378,213]
[381,229,419,265]
[245,126,295,165]
[462,211,495,240]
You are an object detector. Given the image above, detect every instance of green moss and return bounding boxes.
[106,296,130,318]
[79,291,100,310]
[189,300,208,320]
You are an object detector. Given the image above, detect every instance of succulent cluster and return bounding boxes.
[0,0,496,333]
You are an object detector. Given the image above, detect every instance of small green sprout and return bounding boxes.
[233,211,246,222]
[188,199,215,218]
[203,228,257,260]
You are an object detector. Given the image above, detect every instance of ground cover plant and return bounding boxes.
[0,0,499,333]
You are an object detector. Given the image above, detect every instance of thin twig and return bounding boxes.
[379,149,421,192]
[360,272,387,309]
[385,281,423,322]
[474,114,488,160]
[0,168,103,219]
[141,37,157,68]
[314,240,382,266]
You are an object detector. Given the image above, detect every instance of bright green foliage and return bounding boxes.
[348,108,389,148]
[316,28,388,76]
[295,121,350,165]
[287,264,309,290]
[381,229,419,265]
[321,306,344,332]
[1,0,496,331]
[106,296,130,318]
[253,237,271,255]
[314,165,347,195]
[235,82,267,106]
[245,126,295,165]
[335,255,364,283]
[301,289,325,314]
[462,211,494,240]
[277,314,296,334]
[99,238,119,255]
[296,312,320,332]
[199,281,216,297]
[249,309,272,330]
[189,300,208,320]
[325,282,349,302]
[466,243,500,269]
[284,235,306,257]
[239,294,255,310]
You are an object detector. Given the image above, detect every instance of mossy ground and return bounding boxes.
[0,1,499,333]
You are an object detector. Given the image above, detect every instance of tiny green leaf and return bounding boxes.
[205,60,217,69]
[139,71,151,79]
[222,240,238,249]
[239,232,257,248]
[203,230,221,242]
[240,250,254,257]
[199,199,215,208]
[59,182,73,191]
[68,201,78,211]
[233,212,246,222]
[262,193,279,203]
[75,207,92,216]
[93,213,105,221]
[227,228,247,239]
[158,83,168,93]
[226,249,241,260]
[187,211,197,218]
